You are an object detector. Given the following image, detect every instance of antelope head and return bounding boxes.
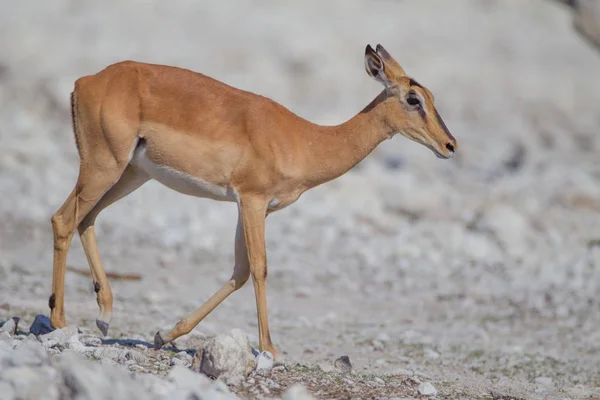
[364,44,457,159]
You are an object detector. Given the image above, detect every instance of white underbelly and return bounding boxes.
[131,142,236,202]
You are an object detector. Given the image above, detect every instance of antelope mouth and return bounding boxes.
[431,146,454,160]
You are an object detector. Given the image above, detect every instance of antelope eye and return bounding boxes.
[407,96,421,106]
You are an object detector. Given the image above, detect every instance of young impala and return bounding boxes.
[49,44,457,358]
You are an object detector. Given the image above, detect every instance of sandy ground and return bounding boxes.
[1,0,600,399]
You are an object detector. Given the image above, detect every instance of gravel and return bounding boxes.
[2,0,600,399]
[0,326,316,400]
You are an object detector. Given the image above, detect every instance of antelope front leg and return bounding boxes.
[239,196,279,358]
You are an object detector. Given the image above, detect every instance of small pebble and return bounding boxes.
[259,382,271,394]
[334,355,352,373]
[417,382,438,397]
[342,377,354,385]
[317,362,334,373]
[0,317,18,335]
[282,384,314,400]
[376,332,390,342]
[372,340,385,351]
[170,358,188,367]
[424,348,440,359]
[79,335,102,347]
[534,376,553,386]
[256,350,274,371]
[41,339,59,349]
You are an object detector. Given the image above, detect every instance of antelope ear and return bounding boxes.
[364,44,392,87]
[375,44,406,78]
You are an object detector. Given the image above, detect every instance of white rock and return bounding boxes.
[375,332,390,343]
[372,339,385,351]
[317,362,334,373]
[374,377,385,385]
[255,350,274,371]
[477,204,530,257]
[417,382,438,397]
[294,286,313,298]
[534,376,553,386]
[2,366,55,400]
[170,358,188,367]
[2,340,48,367]
[41,339,59,350]
[196,329,256,385]
[167,365,238,400]
[174,350,192,360]
[167,365,213,391]
[0,317,17,335]
[283,384,316,400]
[393,368,414,377]
[0,381,16,400]
[414,370,433,380]
[88,346,148,364]
[0,331,12,342]
[100,358,118,367]
[136,373,175,398]
[66,335,89,353]
[0,339,14,351]
[79,335,102,347]
[39,325,79,346]
[92,346,123,360]
[211,379,234,395]
[462,232,502,263]
[58,352,152,399]
[424,348,440,360]
[173,351,193,366]
[120,349,150,364]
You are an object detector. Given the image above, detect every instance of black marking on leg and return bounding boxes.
[48,294,56,310]
[94,282,100,293]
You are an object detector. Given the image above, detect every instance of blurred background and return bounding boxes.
[1,0,600,397]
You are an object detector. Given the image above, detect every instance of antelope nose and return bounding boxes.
[445,143,455,152]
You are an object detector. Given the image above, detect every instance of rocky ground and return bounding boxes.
[2,0,600,399]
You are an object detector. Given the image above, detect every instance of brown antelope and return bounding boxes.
[49,44,456,358]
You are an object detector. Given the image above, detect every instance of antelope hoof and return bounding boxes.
[154,331,166,350]
[96,319,109,336]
